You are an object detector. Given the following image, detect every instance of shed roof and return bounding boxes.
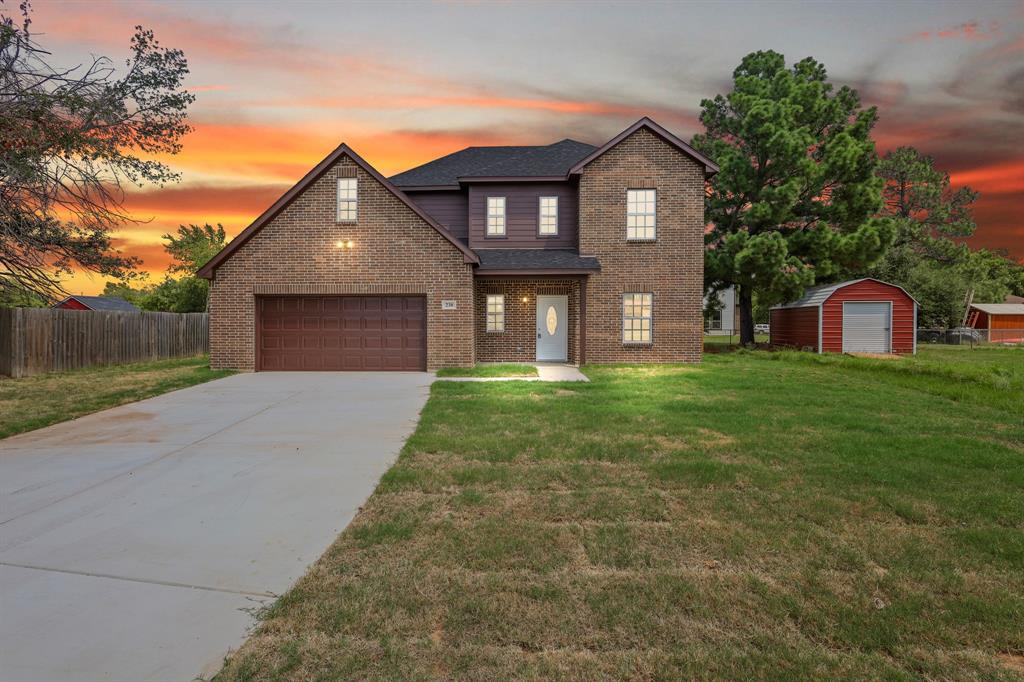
[771,278,918,309]
[969,303,1024,315]
[57,295,139,312]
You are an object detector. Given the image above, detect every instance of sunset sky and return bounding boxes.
[31,0,1024,293]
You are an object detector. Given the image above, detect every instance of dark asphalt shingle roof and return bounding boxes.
[63,295,140,312]
[390,139,597,187]
[475,249,601,272]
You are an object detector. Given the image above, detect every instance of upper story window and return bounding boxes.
[626,189,656,241]
[486,294,505,332]
[622,293,653,344]
[337,177,357,222]
[538,196,558,236]
[486,197,506,236]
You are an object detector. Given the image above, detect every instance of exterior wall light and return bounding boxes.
[346,240,355,248]
[334,240,355,249]
[522,296,529,303]
[335,240,345,249]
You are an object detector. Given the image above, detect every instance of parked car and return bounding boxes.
[754,324,770,334]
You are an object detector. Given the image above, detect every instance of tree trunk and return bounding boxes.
[738,286,756,346]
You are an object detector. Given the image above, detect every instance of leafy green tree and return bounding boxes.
[103,224,225,313]
[163,223,226,275]
[867,147,1021,326]
[693,51,894,343]
[0,2,193,302]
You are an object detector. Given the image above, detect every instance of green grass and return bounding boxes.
[436,363,539,378]
[0,356,234,439]
[217,346,1024,680]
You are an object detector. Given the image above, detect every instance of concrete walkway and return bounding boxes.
[0,371,433,682]
[437,363,589,383]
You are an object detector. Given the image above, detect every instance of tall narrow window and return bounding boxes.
[487,197,506,236]
[486,294,505,332]
[538,196,559,236]
[622,293,653,343]
[337,177,357,222]
[626,189,656,240]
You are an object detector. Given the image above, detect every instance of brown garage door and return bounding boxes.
[257,296,426,371]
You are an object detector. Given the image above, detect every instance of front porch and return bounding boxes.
[473,277,587,365]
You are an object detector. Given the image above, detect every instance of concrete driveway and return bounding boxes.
[0,371,433,681]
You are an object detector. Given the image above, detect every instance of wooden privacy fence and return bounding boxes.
[0,308,209,378]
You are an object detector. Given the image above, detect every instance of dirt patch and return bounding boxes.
[997,652,1024,673]
[847,352,902,360]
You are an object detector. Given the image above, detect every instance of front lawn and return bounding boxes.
[0,356,234,439]
[218,347,1023,680]
[436,363,539,378]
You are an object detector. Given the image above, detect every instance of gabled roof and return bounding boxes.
[56,295,139,312]
[390,139,596,188]
[772,278,919,309]
[197,144,479,279]
[969,303,1024,315]
[568,117,719,177]
[474,248,600,274]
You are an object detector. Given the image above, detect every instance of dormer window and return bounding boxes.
[626,189,656,241]
[487,197,506,236]
[337,177,357,222]
[538,196,558,236]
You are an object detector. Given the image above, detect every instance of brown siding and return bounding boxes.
[208,154,475,371]
[821,280,915,354]
[405,190,468,243]
[578,128,704,363]
[467,182,578,249]
[473,278,581,364]
[770,306,820,351]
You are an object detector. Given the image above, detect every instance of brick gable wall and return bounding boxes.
[208,155,475,371]
[578,128,705,363]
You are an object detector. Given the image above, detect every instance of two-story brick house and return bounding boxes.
[198,117,717,371]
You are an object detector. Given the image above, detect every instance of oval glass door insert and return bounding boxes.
[545,305,558,335]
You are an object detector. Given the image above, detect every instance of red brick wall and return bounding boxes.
[474,278,581,363]
[821,280,916,354]
[578,128,705,363]
[207,155,475,371]
[770,307,820,351]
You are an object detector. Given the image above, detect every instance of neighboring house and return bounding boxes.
[53,295,140,312]
[198,117,718,371]
[770,278,918,355]
[703,286,739,335]
[965,303,1024,343]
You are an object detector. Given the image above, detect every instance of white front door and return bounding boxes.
[842,301,891,353]
[536,295,568,362]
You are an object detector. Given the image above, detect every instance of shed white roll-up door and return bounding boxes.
[842,302,891,353]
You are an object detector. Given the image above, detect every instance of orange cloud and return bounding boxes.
[906,20,1001,42]
[951,161,1024,195]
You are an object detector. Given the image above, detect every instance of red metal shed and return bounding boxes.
[770,278,917,354]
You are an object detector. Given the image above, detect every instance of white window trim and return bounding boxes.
[337,177,357,223]
[486,196,506,237]
[486,293,505,332]
[538,196,558,236]
[622,292,653,344]
[626,189,656,241]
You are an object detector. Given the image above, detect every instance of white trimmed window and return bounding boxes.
[538,196,558,236]
[487,197,506,236]
[626,189,656,240]
[337,177,357,222]
[622,293,653,343]
[486,294,505,332]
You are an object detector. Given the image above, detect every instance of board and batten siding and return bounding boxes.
[404,190,469,243]
[821,280,915,354]
[0,308,209,378]
[467,182,578,249]
[770,306,820,350]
